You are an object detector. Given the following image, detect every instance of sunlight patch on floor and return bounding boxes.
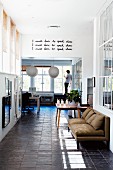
[59,129,86,169]
[62,151,86,169]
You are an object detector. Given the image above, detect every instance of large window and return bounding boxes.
[10,20,15,74]
[3,10,8,53]
[99,2,113,110]
[22,65,72,93]
[74,60,82,91]
[35,67,50,91]
[54,66,72,93]
[22,71,30,91]
[3,10,9,73]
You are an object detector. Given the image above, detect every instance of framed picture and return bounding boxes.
[2,95,10,128]
[5,77,9,95]
[93,77,95,87]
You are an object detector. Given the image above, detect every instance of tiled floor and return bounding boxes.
[0,106,113,170]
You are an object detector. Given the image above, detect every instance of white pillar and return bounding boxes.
[30,77,35,87]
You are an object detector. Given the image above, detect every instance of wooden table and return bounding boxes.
[29,96,41,113]
[56,104,88,128]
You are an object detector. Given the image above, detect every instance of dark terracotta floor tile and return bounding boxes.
[36,165,52,170]
[19,168,36,170]
[0,106,113,170]
[20,161,37,167]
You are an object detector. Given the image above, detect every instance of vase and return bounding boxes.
[69,100,78,106]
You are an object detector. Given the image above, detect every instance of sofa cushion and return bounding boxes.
[70,124,104,136]
[86,114,96,124]
[81,107,92,119]
[91,114,105,130]
[68,118,86,125]
[84,110,95,121]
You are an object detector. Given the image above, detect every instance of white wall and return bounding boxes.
[0,72,21,141]
[0,3,22,141]
[21,32,93,58]
[22,34,79,59]
[80,35,93,103]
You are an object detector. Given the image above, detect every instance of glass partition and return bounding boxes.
[99,1,113,110]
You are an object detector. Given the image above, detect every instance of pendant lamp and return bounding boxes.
[48,66,59,78]
[26,66,38,77]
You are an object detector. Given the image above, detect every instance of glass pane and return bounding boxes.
[100,41,112,77]
[54,78,63,93]
[22,74,30,91]
[54,66,72,94]
[74,60,82,90]
[35,67,50,91]
[63,66,72,86]
[54,66,63,93]
[99,2,113,45]
[37,67,42,74]
[104,42,112,76]
[99,11,106,44]
[43,75,50,91]
[43,67,49,74]
[106,2,113,40]
[102,77,112,109]
[99,46,105,76]
[35,75,42,91]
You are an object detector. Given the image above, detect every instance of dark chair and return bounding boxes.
[22,92,34,113]
[80,103,90,107]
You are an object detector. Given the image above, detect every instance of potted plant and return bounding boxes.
[66,89,81,117]
[66,89,81,104]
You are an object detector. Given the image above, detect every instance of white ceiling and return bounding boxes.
[1,0,107,35]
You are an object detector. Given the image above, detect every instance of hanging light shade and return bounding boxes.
[26,66,38,77]
[48,66,59,78]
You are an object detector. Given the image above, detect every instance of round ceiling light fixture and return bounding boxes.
[48,66,59,78]
[26,66,38,77]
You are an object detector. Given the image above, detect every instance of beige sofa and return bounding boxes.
[68,107,110,149]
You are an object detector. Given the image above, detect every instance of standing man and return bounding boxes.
[64,70,72,94]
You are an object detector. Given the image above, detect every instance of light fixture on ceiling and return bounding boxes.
[48,66,59,78]
[48,25,60,28]
[26,66,38,77]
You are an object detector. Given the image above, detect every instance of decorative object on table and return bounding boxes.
[48,66,59,78]
[57,99,60,105]
[26,66,38,77]
[65,99,69,105]
[66,89,81,104]
[61,99,64,105]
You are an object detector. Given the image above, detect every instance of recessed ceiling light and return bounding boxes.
[28,57,35,59]
[48,25,60,28]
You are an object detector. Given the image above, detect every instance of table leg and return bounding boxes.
[37,98,40,113]
[74,110,76,118]
[56,108,58,123]
[77,108,81,118]
[58,109,61,128]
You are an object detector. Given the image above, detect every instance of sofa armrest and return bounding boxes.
[104,116,110,141]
